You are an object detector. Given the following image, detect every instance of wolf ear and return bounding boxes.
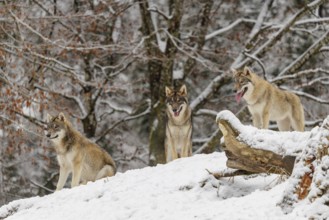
[178,84,187,96]
[243,66,252,76]
[58,112,66,122]
[165,86,173,97]
[46,113,53,123]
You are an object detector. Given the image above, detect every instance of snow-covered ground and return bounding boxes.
[0,152,315,220]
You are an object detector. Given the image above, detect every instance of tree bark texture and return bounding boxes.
[216,113,296,175]
[214,110,329,215]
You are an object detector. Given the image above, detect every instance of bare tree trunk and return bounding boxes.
[137,0,166,165]
[0,158,5,206]
[80,41,97,138]
[182,0,214,83]
[138,0,187,165]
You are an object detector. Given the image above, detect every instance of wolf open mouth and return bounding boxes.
[49,134,59,139]
[235,87,248,103]
[173,106,182,117]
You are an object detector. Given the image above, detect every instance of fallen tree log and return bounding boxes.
[211,110,329,217]
[214,110,310,175]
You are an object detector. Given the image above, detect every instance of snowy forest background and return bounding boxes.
[0,0,329,206]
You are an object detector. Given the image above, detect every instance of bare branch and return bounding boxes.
[162,29,220,72]
[0,114,45,139]
[34,84,87,118]
[30,180,54,193]
[231,0,273,67]
[205,18,258,40]
[271,68,329,83]
[95,99,151,142]
[278,30,329,76]
[243,52,267,80]
[190,73,228,111]
[248,0,274,43]
[148,6,171,20]
[234,0,326,69]
[282,87,329,105]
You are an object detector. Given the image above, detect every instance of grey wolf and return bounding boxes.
[46,112,116,191]
[165,84,192,162]
[232,67,304,131]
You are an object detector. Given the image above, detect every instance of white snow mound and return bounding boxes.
[0,152,317,220]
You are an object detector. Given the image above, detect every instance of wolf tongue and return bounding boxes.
[174,111,180,117]
[235,92,243,103]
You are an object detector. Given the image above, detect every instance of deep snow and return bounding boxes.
[0,152,317,220]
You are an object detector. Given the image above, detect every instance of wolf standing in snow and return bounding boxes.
[46,112,116,191]
[165,84,192,163]
[232,66,304,131]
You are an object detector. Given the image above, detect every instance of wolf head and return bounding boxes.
[232,66,254,103]
[165,84,189,118]
[45,112,67,140]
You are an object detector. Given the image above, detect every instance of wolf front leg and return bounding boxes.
[251,113,262,129]
[165,142,177,163]
[181,126,192,157]
[261,110,270,129]
[71,161,83,188]
[56,166,70,191]
[165,127,178,163]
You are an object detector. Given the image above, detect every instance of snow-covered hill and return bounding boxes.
[0,153,316,220]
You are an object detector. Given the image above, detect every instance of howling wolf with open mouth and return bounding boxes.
[232,67,304,131]
[165,84,192,163]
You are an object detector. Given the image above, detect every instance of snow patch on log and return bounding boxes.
[216,110,315,156]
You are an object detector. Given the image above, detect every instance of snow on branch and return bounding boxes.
[194,109,218,117]
[0,114,45,139]
[0,43,100,87]
[162,29,221,72]
[294,17,329,26]
[34,84,88,118]
[190,73,228,111]
[242,52,267,79]
[206,16,329,42]
[148,6,172,20]
[283,88,329,105]
[271,68,329,83]
[98,100,133,115]
[8,6,131,53]
[234,0,326,69]
[95,99,151,143]
[230,0,272,68]
[247,0,273,44]
[205,18,258,40]
[278,30,329,76]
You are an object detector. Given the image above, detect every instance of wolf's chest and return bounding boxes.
[169,124,190,139]
[166,123,192,152]
[57,149,76,165]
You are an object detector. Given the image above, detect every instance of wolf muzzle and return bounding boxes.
[235,87,248,103]
[46,133,59,139]
[172,106,183,117]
